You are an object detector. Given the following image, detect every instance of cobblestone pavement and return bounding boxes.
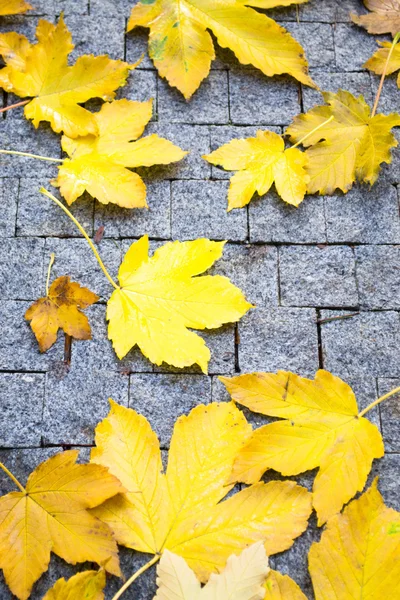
[1,1,400,598]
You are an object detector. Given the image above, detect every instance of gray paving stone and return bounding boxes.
[129,374,211,448]
[302,71,373,112]
[171,180,248,242]
[210,243,279,307]
[119,68,158,105]
[94,181,171,239]
[89,0,132,16]
[334,24,384,73]
[377,378,400,453]
[280,245,359,308]
[325,183,400,244]
[238,307,319,375]
[321,310,400,378]
[0,373,44,447]
[0,238,44,300]
[126,26,154,70]
[0,447,59,494]
[300,0,368,22]
[356,245,400,310]
[283,22,335,70]
[0,178,18,237]
[229,70,301,125]
[42,366,129,445]
[209,125,281,180]
[64,14,125,60]
[44,238,121,301]
[370,454,400,511]
[17,179,95,238]
[158,71,229,124]
[249,191,327,243]
[30,0,88,14]
[369,72,400,116]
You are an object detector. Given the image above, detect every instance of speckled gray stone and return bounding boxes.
[300,0,368,22]
[0,238,44,300]
[229,70,301,125]
[0,178,18,237]
[119,69,158,105]
[283,22,335,69]
[377,378,400,453]
[302,72,373,112]
[0,373,44,447]
[369,72,400,115]
[356,245,400,310]
[64,14,126,60]
[129,374,211,448]
[334,23,385,72]
[89,0,133,16]
[171,180,248,242]
[280,245,359,307]
[321,310,400,377]
[325,183,400,244]
[370,454,400,510]
[238,307,319,375]
[249,191,327,243]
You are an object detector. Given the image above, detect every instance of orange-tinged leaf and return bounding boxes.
[309,480,400,599]
[43,569,106,600]
[0,451,123,600]
[127,0,315,99]
[364,39,400,88]
[286,89,400,194]
[264,570,307,599]
[25,275,99,352]
[106,236,252,372]
[351,0,400,36]
[53,99,187,208]
[0,0,32,15]
[91,401,312,582]
[204,130,309,209]
[220,369,385,525]
[0,16,133,137]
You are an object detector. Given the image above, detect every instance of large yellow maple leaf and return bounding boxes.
[0,450,123,600]
[364,39,400,88]
[91,401,312,582]
[43,569,106,600]
[309,480,400,599]
[203,130,309,210]
[286,89,400,195]
[220,369,385,525]
[351,0,400,36]
[107,235,252,372]
[127,0,314,99]
[25,275,99,352]
[53,99,187,208]
[0,16,132,137]
[0,0,32,15]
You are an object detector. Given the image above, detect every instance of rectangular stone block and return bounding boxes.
[0,373,44,447]
[171,180,248,241]
[369,72,400,115]
[356,246,400,310]
[334,23,380,72]
[300,0,367,22]
[126,27,154,70]
[64,14,125,60]
[377,378,400,453]
[89,0,133,15]
[370,454,400,511]
[321,310,400,378]
[129,374,211,448]
[325,183,400,244]
[283,22,335,69]
[280,245,359,307]
[238,307,319,375]
[119,69,158,105]
[0,238,44,300]
[229,70,301,125]
[302,72,373,112]
[0,178,18,237]
[249,191,326,243]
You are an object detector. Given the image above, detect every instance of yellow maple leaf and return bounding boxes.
[0,16,133,137]
[43,569,106,600]
[53,99,187,208]
[127,0,315,100]
[220,369,385,525]
[309,479,400,599]
[0,450,123,600]
[154,542,269,599]
[286,89,400,194]
[25,274,99,352]
[91,401,312,583]
[264,570,307,600]
[0,0,32,15]
[351,0,400,36]
[364,39,400,88]
[203,130,309,210]
[107,235,252,372]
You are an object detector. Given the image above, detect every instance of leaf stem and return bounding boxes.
[359,385,400,418]
[0,99,29,114]
[46,253,55,296]
[291,115,334,148]
[40,188,119,290]
[371,32,400,118]
[0,149,63,163]
[111,555,160,600]
[0,462,26,493]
